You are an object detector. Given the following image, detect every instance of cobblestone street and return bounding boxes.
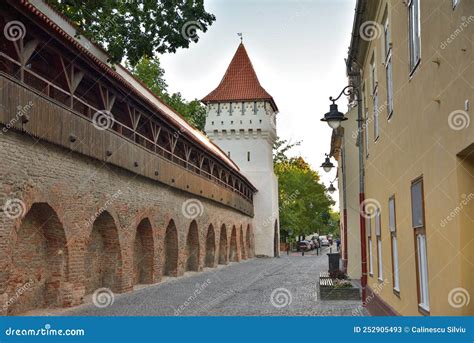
[49,246,368,316]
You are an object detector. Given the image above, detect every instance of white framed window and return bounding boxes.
[385,56,393,117]
[367,217,373,276]
[369,238,374,276]
[411,176,430,314]
[389,196,400,292]
[408,0,421,74]
[416,234,430,312]
[375,208,383,281]
[377,237,383,281]
[370,53,379,141]
[370,53,377,94]
[365,111,370,157]
[392,235,399,290]
[383,8,391,59]
[373,92,379,141]
[361,84,369,158]
[383,8,394,118]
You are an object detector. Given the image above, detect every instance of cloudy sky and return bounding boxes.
[160,0,356,205]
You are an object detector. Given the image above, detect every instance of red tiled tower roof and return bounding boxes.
[202,43,278,112]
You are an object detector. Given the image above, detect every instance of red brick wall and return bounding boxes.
[0,130,254,315]
[204,225,216,268]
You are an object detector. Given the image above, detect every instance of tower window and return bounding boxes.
[231,121,233,124]
[217,103,221,115]
[212,121,214,125]
[228,151,231,157]
[230,102,233,115]
[250,120,252,124]
[253,101,257,114]
[247,151,250,161]
[242,101,245,115]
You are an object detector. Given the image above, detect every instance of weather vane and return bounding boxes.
[237,32,243,43]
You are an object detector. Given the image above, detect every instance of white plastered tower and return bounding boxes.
[202,43,280,257]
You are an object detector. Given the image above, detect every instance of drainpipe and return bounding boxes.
[341,136,349,272]
[347,0,368,306]
[334,130,349,272]
[348,69,367,304]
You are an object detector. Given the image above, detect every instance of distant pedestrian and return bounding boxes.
[336,238,341,252]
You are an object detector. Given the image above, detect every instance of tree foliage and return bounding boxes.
[273,137,301,164]
[47,0,216,65]
[128,56,206,131]
[273,138,336,241]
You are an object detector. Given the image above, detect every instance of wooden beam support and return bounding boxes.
[99,84,116,111]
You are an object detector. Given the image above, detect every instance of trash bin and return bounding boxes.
[327,252,340,273]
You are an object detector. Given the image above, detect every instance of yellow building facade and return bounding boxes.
[331,107,362,282]
[338,0,473,316]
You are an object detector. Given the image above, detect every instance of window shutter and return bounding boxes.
[389,197,396,232]
[375,209,381,236]
[411,180,424,228]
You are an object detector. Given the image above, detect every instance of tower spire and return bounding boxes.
[237,32,243,43]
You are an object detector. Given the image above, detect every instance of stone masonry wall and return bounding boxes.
[0,129,254,315]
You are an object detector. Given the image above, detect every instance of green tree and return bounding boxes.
[164,93,207,130]
[47,0,216,65]
[127,57,168,97]
[273,137,301,164]
[129,56,206,131]
[326,210,341,237]
[275,157,335,242]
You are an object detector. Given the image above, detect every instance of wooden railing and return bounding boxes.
[0,52,253,203]
[0,71,254,216]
